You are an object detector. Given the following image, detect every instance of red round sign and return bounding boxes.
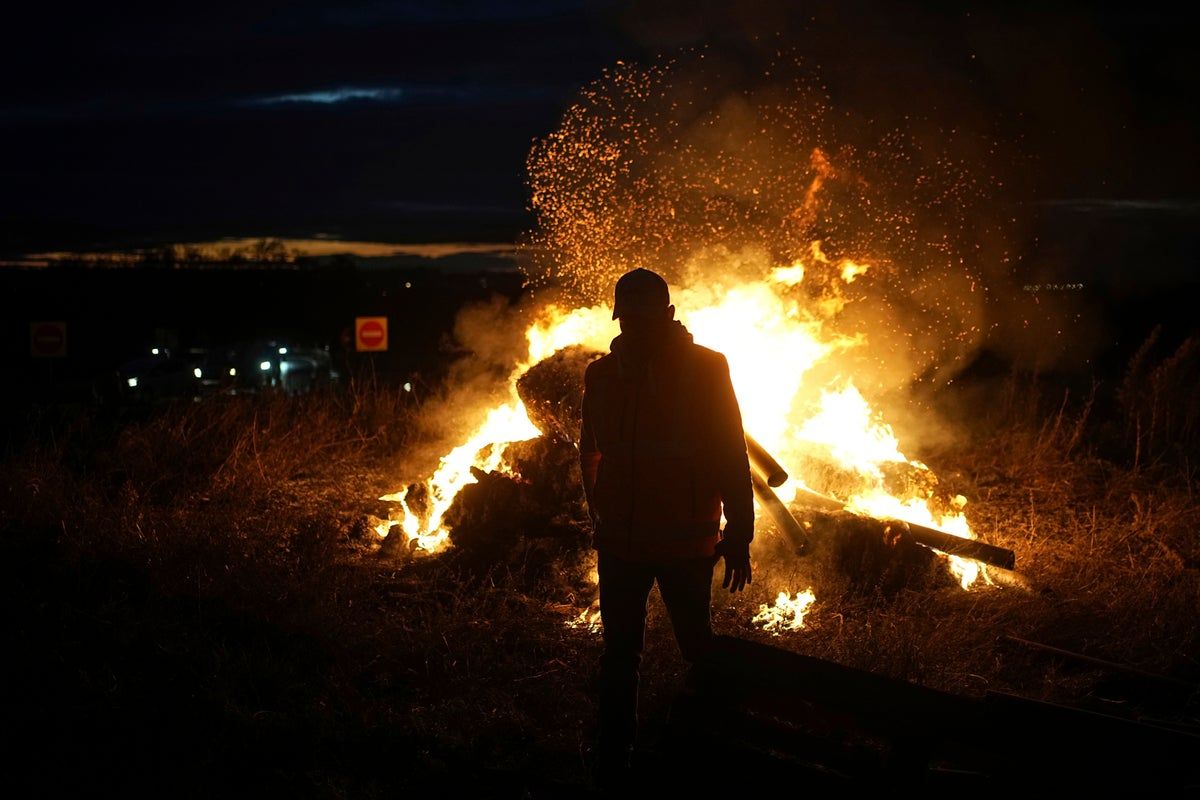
[358,320,385,347]
[31,322,67,357]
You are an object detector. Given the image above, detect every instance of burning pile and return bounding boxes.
[371,54,1017,631]
[371,257,1005,622]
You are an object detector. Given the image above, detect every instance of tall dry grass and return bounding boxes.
[1118,327,1200,471]
[684,360,1200,710]
[1,381,605,792]
[3,348,1198,791]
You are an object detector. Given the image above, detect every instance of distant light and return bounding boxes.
[278,347,288,355]
[193,367,202,379]
[404,281,412,289]
[228,367,237,377]
[151,348,160,355]
[403,382,412,392]
[260,361,272,371]
[127,377,138,388]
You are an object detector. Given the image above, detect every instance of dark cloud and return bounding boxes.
[0,1,1195,254]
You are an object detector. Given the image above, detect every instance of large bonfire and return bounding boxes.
[374,55,1013,630]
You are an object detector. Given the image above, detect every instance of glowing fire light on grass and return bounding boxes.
[565,566,603,633]
[567,602,603,634]
[753,589,817,634]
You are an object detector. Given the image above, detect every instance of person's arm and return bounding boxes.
[579,364,601,524]
[710,354,754,592]
[711,354,754,545]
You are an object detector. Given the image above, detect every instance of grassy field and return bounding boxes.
[2,350,1198,795]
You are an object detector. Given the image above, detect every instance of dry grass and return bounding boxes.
[719,369,1199,704]
[1,383,606,795]
[2,362,1198,794]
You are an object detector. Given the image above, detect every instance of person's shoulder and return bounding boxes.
[584,352,618,382]
[586,352,617,370]
[687,342,730,372]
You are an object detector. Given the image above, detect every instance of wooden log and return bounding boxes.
[977,690,1200,791]
[893,519,1015,570]
[690,636,1199,791]
[984,689,1200,752]
[693,635,974,742]
[793,483,849,512]
[1002,635,1198,693]
[791,484,1016,570]
[752,471,809,553]
[686,633,1200,791]
[666,690,877,783]
[745,433,788,487]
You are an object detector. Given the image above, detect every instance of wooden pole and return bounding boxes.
[790,484,1016,570]
[751,471,809,553]
[1002,636,1198,692]
[745,433,788,487]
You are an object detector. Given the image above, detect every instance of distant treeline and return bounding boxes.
[44,238,303,268]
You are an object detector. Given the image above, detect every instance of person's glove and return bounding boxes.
[714,537,751,593]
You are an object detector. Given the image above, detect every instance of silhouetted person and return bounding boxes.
[579,268,754,784]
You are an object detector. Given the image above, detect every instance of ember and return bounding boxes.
[373,55,1016,629]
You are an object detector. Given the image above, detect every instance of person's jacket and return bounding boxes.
[579,320,754,560]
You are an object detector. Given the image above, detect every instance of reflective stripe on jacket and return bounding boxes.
[579,322,754,561]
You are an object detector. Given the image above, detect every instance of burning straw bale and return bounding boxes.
[505,436,588,519]
[793,449,943,510]
[445,467,531,559]
[423,345,595,563]
[515,345,603,443]
[880,461,941,504]
[441,439,591,563]
[791,452,864,499]
[797,509,957,596]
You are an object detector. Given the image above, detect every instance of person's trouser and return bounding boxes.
[596,550,715,757]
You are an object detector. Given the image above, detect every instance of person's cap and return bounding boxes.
[612,268,670,320]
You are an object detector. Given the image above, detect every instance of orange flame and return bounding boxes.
[753,589,817,633]
[376,248,989,629]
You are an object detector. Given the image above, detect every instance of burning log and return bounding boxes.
[751,471,809,554]
[746,433,788,487]
[791,484,1016,571]
[792,483,847,513]
[883,518,1014,570]
[746,437,1014,572]
[802,508,957,594]
[745,433,808,552]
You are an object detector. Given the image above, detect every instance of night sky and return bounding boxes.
[1,1,1195,256]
